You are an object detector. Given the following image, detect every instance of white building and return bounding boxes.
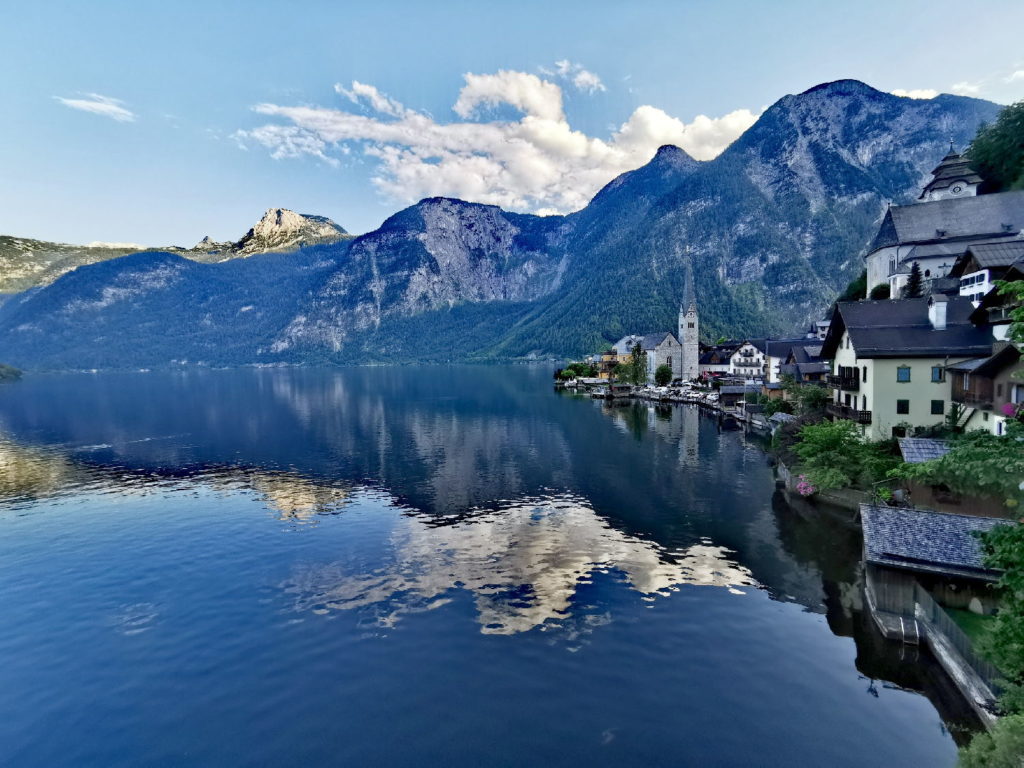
[728,340,766,379]
[863,147,1024,297]
[821,296,993,440]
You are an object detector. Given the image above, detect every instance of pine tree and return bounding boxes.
[904,261,924,298]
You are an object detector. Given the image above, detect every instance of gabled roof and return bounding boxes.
[969,260,1024,324]
[640,331,676,350]
[788,344,823,364]
[763,337,808,358]
[948,240,1024,277]
[861,504,1011,581]
[948,343,1022,377]
[867,190,1024,255]
[897,437,951,464]
[821,297,993,359]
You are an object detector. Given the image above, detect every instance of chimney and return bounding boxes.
[928,294,948,330]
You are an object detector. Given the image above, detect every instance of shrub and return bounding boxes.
[792,419,899,490]
[958,714,1024,767]
[654,364,672,387]
[869,283,891,300]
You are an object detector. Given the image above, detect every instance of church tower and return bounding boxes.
[678,263,700,381]
[918,142,982,202]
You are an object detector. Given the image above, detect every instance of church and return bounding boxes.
[611,264,701,384]
[864,144,1024,297]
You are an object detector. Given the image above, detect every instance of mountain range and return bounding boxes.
[0,207,349,294]
[0,80,1004,370]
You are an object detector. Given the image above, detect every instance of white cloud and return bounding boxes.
[235,71,760,215]
[951,81,982,96]
[1006,70,1024,83]
[454,70,565,121]
[54,93,136,122]
[891,88,939,99]
[334,80,409,118]
[542,59,606,93]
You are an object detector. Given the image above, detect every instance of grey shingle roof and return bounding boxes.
[640,331,675,350]
[949,240,1024,277]
[897,437,951,464]
[821,297,993,359]
[719,385,759,394]
[861,504,1011,580]
[868,190,1024,254]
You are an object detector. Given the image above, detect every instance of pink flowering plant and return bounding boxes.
[796,474,816,497]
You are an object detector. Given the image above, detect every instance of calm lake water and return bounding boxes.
[0,365,975,766]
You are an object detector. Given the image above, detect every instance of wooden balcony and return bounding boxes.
[826,402,872,424]
[826,373,859,392]
[952,390,993,410]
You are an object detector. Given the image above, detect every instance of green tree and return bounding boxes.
[968,100,1024,192]
[959,715,1024,768]
[654,363,672,387]
[891,422,1024,509]
[977,522,1024,711]
[998,279,1024,346]
[869,283,891,300]
[904,261,924,298]
[627,343,647,385]
[837,269,867,302]
[792,419,899,490]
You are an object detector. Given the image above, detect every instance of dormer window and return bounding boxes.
[936,229,947,237]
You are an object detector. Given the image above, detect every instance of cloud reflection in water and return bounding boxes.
[282,494,756,635]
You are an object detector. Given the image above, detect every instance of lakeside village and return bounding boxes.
[558,136,1024,759]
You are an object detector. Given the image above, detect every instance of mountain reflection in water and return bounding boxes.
[0,366,978,766]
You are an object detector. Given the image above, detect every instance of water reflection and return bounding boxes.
[282,494,754,634]
[0,367,980,756]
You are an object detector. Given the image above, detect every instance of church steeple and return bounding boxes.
[678,260,700,381]
[919,143,982,201]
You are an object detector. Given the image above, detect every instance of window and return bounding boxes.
[931,400,944,415]
[896,366,911,383]
[667,356,672,367]
[896,399,910,415]
[931,366,944,383]
[687,322,694,329]
[997,383,1004,398]
[924,269,931,277]
[862,395,867,410]
[862,366,867,383]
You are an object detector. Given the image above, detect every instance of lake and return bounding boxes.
[0,365,975,766]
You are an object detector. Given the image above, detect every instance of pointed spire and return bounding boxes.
[681,259,697,313]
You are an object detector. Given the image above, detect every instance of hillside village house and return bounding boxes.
[729,340,767,378]
[948,240,1024,307]
[699,347,733,378]
[821,296,993,440]
[862,146,1024,297]
[947,342,1023,436]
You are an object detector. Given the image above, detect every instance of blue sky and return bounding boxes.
[4,0,1024,245]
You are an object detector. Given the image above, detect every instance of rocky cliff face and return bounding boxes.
[227,208,349,256]
[0,209,350,293]
[273,198,565,356]
[0,80,1006,369]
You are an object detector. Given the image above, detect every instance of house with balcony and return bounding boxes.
[947,342,1023,436]
[821,295,993,440]
[728,340,767,379]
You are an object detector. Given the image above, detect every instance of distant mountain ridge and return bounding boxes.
[0,80,1006,369]
[0,208,349,293]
